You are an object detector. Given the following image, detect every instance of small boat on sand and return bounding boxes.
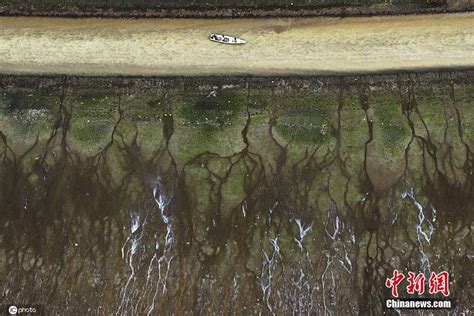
[208,34,246,45]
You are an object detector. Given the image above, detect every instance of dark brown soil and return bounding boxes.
[0,0,471,18]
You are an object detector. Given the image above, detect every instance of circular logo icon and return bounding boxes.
[8,305,18,315]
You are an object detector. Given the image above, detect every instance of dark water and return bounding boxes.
[0,73,473,315]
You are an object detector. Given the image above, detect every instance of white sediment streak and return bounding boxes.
[294,218,312,251]
[0,14,473,76]
[260,237,281,313]
[402,187,436,275]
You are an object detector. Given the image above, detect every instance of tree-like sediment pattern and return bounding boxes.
[0,72,472,314]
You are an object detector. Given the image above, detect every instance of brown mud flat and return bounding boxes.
[0,0,472,18]
[0,70,473,314]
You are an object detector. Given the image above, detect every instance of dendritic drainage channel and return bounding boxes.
[0,72,473,314]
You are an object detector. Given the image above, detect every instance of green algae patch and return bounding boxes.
[249,93,268,110]
[66,94,118,154]
[171,124,247,164]
[371,92,411,156]
[0,91,58,150]
[177,93,245,132]
[0,91,61,111]
[0,110,55,160]
[414,85,452,143]
[171,93,247,163]
[414,85,471,175]
[274,93,337,145]
[122,95,165,122]
[69,94,118,120]
[455,83,474,146]
[0,109,53,138]
[339,93,369,151]
[70,117,114,148]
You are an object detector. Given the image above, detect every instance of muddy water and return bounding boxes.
[0,73,473,314]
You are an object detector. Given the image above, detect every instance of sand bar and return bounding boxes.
[0,14,473,76]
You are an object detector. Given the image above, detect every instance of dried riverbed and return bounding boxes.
[0,13,473,76]
[0,72,473,314]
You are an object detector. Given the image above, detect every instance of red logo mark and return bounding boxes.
[429,271,450,296]
[407,272,425,295]
[385,270,405,298]
[385,270,450,297]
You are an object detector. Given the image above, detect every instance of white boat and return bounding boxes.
[208,33,246,45]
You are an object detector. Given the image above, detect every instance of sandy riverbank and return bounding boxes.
[0,13,473,76]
